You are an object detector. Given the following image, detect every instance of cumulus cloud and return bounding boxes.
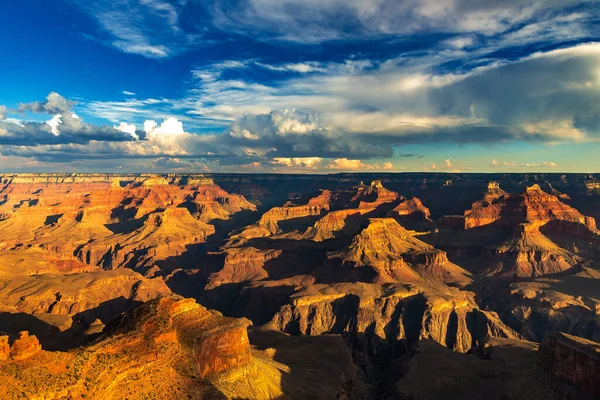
[19,92,74,115]
[114,122,139,140]
[272,157,323,169]
[226,110,390,158]
[0,93,136,146]
[327,158,375,171]
[444,159,453,169]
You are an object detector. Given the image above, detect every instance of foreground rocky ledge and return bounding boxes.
[0,296,372,399]
[536,332,600,400]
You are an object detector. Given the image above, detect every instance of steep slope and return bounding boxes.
[271,282,519,355]
[328,218,472,286]
[430,183,598,277]
[237,190,331,239]
[482,223,583,277]
[76,207,215,274]
[387,196,435,232]
[0,296,373,400]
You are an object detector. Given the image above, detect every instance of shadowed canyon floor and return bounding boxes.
[1,173,600,399]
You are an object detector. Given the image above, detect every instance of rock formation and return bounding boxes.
[0,296,372,399]
[327,218,471,286]
[0,336,9,361]
[536,332,600,399]
[9,331,42,361]
[3,173,600,398]
[387,196,435,232]
[271,282,519,354]
[429,182,598,277]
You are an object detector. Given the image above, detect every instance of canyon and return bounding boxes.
[0,172,600,399]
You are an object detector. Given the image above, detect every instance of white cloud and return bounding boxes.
[272,157,323,169]
[327,158,374,171]
[114,122,139,140]
[46,114,62,136]
[444,159,453,169]
[144,117,185,137]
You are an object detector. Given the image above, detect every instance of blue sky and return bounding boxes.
[0,0,599,173]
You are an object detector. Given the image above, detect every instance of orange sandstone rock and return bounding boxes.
[10,331,41,361]
[0,336,9,361]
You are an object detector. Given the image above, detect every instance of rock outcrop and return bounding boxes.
[10,331,42,361]
[429,182,598,278]
[465,183,597,231]
[536,332,600,399]
[0,336,9,361]
[271,282,519,355]
[482,222,582,277]
[238,190,331,239]
[206,247,283,289]
[0,296,373,399]
[328,218,472,286]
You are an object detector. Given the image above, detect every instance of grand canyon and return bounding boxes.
[0,172,598,399]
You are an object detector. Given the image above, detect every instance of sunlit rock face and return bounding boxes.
[0,296,373,399]
[427,182,600,278]
[2,173,600,399]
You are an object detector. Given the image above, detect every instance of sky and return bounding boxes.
[0,1,599,173]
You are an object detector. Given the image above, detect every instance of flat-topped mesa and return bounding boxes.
[331,218,472,286]
[10,331,41,361]
[536,332,600,399]
[464,183,597,231]
[183,176,216,188]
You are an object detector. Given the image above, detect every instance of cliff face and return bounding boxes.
[205,247,283,289]
[536,332,600,399]
[0,266,172,344]
[482,223,582,277]
[429,183,599,278]
[387,197,436,232]
[75,207,215,274]
[238,190,331,239]
[0,296,373,400]
[270,282,519,355]
[465,184,597,231]
[480,266,600,343]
